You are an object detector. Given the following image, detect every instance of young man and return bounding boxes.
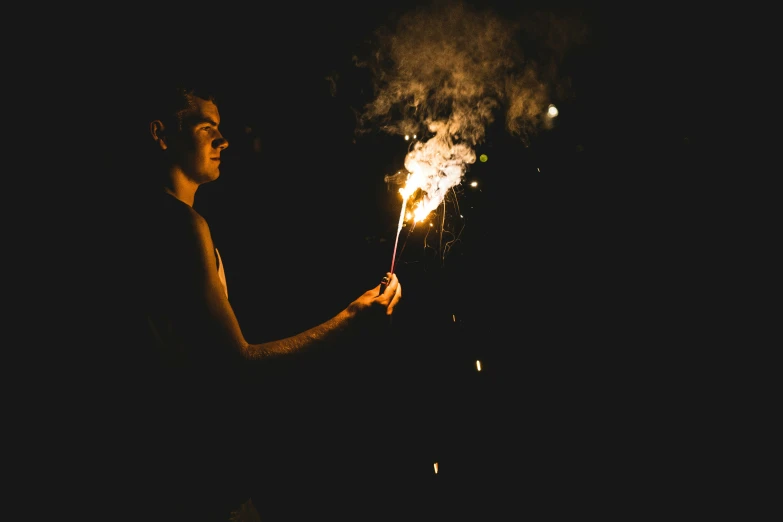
[136,86,402,368]
[97,86,403,520]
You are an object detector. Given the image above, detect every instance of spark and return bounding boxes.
[367,3,586,271]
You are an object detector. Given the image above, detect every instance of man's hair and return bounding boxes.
[150,86,220,133]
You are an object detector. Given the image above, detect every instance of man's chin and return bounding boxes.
[199,171,220,184]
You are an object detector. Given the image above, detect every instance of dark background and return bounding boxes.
[60,2,724,520]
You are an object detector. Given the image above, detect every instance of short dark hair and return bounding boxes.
[151,86,220,132]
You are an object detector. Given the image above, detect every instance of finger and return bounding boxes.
[381,274,396,297]
[386,273,398,292]
[393,281,402,306]
[387,281,402,315]
[377,274,390,297]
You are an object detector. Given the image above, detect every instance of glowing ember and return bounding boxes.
[402,124,476,224]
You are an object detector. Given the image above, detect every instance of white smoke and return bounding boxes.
[402,123,475,222]
[355,1,587,219]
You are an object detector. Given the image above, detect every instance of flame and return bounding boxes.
[399,124,476,224]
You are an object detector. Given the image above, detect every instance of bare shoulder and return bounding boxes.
[141,194,216,263]
[179,206,216,258]
[157,195,214,242]
[181,203,211,238]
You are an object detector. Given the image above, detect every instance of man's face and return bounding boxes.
[171,97,229,185]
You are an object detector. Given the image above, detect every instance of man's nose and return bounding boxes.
[215,134,229,150]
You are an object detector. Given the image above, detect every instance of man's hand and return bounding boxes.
[349,272,402,317]
[377,272,402,316]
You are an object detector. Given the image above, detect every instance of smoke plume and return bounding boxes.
[354,1,587,214]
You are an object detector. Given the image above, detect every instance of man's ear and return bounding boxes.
[150,120,168,150]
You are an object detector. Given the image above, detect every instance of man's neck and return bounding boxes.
[164,171,199,207]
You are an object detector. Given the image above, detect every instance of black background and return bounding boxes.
[49,2,727,520]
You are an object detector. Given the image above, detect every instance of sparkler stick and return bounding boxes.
[389,193,409,276]
[379,191,410,296]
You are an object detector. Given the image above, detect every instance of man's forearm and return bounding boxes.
[242,307,357,360]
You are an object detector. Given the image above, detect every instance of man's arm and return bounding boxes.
[176,207,401,362]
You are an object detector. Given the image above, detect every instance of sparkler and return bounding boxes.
[379,129,474,295]
[378,176,412,296]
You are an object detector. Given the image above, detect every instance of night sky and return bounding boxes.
[72,2,715,519]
